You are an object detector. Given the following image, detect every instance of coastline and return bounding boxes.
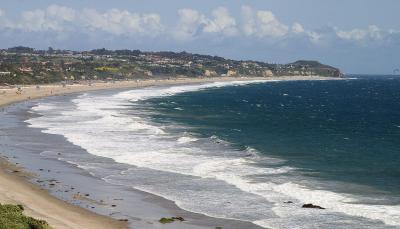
[0,75,339,108]
[0,75,341,229]
[0,157,127,229]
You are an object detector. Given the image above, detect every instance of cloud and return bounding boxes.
[47,4,76,22]
[9,5,77,32]
[174,8,206,40]
[19,9,58,31]
[241,6,288,38]
[1,5,162,37]
[333,25,400,48]
[0,8,14,30]
[336,25,383,41]
[175,5,289,40]
[203,7,238,36]
[1,4,398,49]
[292,22,305,34]
[307,31,324,43]
[175,7,237,40]
[256,11,288,37]
[241,5,255,36]
[80,8,163,36]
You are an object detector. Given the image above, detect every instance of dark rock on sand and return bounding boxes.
[302,203,325,209]
[172,216,185,221]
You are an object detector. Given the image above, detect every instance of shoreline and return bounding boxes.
[0,75,340,108]
[0,75,341,229]
[0,157,127,229]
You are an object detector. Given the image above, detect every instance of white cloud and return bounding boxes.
[80,8,162,36]
[2,5,162,37]
[1,4,398,48]
[142,14,163,35]
[307,31,323,43]
[20,9,60,31]
[292,22,304,34]
[203,7,238,36]
[241,6,288,38]
[256,11,288,37]
[175,7,237,40]
[336,25,383,42]
[0,8,14,29]
[337,28,367,41]
[11,5,77,32]
[174,8,206,40]
[47,4,76,22]
[241,6,255,36]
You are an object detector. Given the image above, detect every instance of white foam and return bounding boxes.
[114,80,269,102]
[25,81,400,228]
[177,136,198,144]
[198,161,400,227]
[270,182,400,226]
[195,156,400,227]
[31,103,57,112]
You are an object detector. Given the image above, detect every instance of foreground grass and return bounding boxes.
[0,204,52,229]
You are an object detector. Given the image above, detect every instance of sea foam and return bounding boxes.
[25,80,400,228]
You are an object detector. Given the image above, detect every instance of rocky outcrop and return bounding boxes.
[302,203,325,209]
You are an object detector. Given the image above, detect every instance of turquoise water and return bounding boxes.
[144,76,400,198]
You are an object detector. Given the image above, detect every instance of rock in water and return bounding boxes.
[302,203,325,209]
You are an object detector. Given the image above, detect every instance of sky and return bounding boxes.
[0,0,399,74]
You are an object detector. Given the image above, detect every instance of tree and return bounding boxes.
[47,47,54,54]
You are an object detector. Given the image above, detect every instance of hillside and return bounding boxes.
[0,47,343,85]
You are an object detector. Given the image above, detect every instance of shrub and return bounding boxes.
[158,217,175,224]
[0,204,52,229]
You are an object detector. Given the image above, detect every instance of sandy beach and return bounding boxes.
[0,158,127,229]
[0,75,339,229]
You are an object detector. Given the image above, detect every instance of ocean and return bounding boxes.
[25,76,400,228]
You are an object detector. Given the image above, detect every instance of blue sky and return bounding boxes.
[0,0,399,74]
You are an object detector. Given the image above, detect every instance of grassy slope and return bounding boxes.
[0,204,52,229]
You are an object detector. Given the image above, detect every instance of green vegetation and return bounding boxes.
[158,216,185,224]
[94,66,119,72]
[0,204,52,229]
[159,217,175,224]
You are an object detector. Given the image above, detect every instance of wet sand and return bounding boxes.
[0,157,128,229]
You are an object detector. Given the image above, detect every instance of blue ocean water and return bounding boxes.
[25,76,400,228]
[143,76,400,197]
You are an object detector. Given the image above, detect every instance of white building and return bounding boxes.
[0,72,11,76]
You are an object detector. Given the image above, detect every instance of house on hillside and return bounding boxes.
[0,72,11,76]
[18,67,33,74]
[262,70,273,77]
[226,70,237,77]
